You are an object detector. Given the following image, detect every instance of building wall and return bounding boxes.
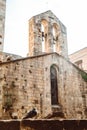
[0,0,6,51]
[1,120,87,130]
[28,10,68,59]
[69,47,87,73]
[0,53,87,119]
[0,120,87,130]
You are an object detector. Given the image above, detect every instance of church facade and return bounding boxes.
[0,0,87,120]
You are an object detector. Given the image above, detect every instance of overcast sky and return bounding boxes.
[4,0,87,57]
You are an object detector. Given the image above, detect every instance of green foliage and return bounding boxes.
[3,100,12,111]
[81,71,87,82]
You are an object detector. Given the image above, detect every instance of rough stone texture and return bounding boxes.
[28,10,68,59]
[69,47,87,73]
[0,1,87,121]
[0,0,6,51]
[0,53,87,119]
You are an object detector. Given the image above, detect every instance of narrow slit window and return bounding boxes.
[41,24,45,52]
[50,66,58,105]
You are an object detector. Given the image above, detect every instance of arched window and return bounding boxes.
[41,20,48,52]
[52,23,59,52]
[41,24,45,52]
[50,65,58,105]
[53,27,56,52]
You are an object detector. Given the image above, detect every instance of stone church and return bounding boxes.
[0,0,87,120]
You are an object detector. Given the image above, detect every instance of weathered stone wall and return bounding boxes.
[0,0,6,51]
[42,53,87,119]
[0,53,87,119]
[29,10,68,59]
[0,119,87,130]
[0,55,45,119]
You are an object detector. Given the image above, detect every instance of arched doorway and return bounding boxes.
[50,65,58,105]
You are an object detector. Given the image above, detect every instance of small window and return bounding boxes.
[0,35,2,38]
[75,60,83,69]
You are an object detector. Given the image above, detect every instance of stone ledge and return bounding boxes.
[0,119,87,130]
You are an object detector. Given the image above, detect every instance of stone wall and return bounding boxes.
[42,53,87,119]
[0,53,87,119]
[0,120,20,130]
[0,119,87,130]
[21,119,87,130]
[0,55,45,119]
[0,0,6,51]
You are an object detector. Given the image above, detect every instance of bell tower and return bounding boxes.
[0,0,6,51]
[28,10,68,59]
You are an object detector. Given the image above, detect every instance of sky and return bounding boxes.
[4,0,87,57]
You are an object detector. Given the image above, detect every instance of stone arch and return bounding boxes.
[41,19,48,52]
[52,23,60,52]
[50,65,59,105]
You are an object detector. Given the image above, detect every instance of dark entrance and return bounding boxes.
[50,66,58,105]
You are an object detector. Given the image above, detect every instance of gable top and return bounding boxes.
[29,10,66,28]
[29,10,55,18]
[34,10,58,18]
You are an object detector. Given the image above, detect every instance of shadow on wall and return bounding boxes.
[0,120,87,130]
